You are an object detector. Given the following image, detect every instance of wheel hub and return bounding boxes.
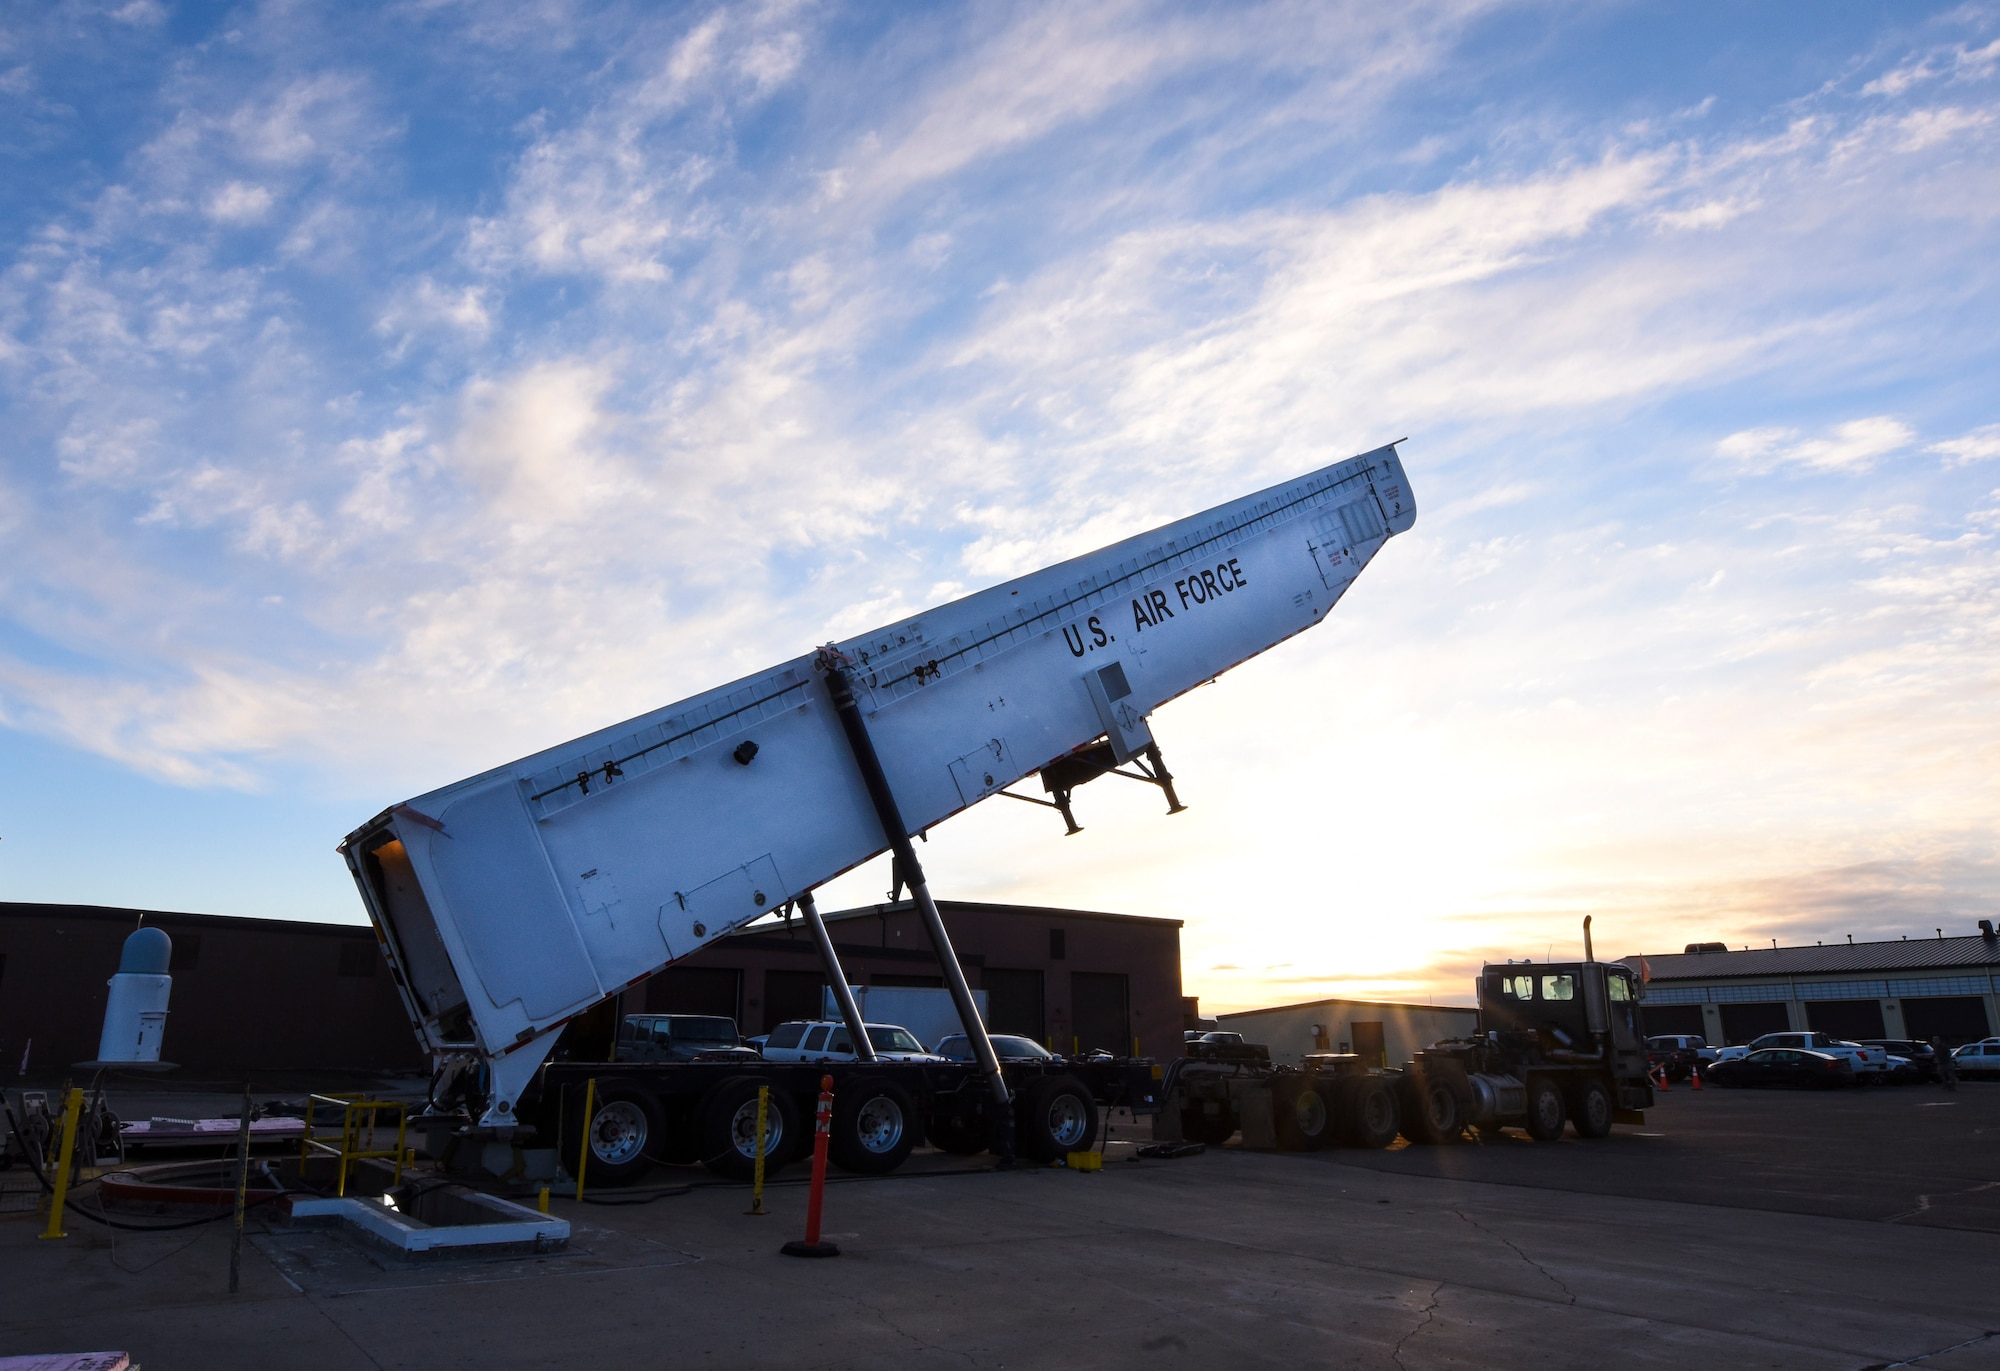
[1046,1094,1089,1148]
[591,1099,648,1165]
[855,1096,905,1153]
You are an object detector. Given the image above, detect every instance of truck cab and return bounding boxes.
[1397,960,1653,1144]
[1478,961,1648,1074]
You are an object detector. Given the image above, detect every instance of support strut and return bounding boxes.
[799,889,876,1062]
[816,650,1012,1125]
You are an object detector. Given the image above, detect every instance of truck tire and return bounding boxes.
[580,1083,664,1187]
[1020,1076,1099,1162]
[830,1078,918,1174]
[697,1077,801,1180]
[927,1108,990,1156]
[1336,1076,1399,1150]
[1400,1075,1462,1145]
[1524,1076,1566,1141]
[1180,1102,1237,1146]
[1570,1078,1613,1140]
[1271,1078,1333,1151]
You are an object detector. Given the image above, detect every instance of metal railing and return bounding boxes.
[299,1094,408,1197]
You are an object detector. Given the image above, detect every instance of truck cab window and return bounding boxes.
[1504,975,1534,1000]
[1607,975,1633,1002]
[1540,974,1575,1002]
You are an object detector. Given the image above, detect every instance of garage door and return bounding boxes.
[1902,996,1993,1046]
[647,966,742,1022]
[1719,1002,1789,1045]
[983,968,1046,1040]
[1641,1005,1705,1038]
[1072,972,1131,1055]
[1805,999,1885,1040]
[762,970,826,1032]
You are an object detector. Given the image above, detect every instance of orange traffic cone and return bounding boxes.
[1691,1065,1703,1091]
[1655,1065,1670,1092]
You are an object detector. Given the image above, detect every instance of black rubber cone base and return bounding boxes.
[782,1240,841,1258]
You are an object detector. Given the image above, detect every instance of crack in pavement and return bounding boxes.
[1454,1210,1576,1305]
[1858,1329,2000,1370]
[1884,1181,2000,1225]
[1388,1282,1442,1371]
[852,1296,984,1366]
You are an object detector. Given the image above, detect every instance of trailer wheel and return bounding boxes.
[1570,1079,1613,1140]
[928,1110,989,1156]
[1180,1105,1236,1146]
[1271,1079,1332,1151]
[1336,1077,1399,1150]
[1020,1076,1099,1162]
[1400,1076,1462,1145]
[697,1077,801,1180]
[831,1079,918,1174]
[1524,1076,1566,1142]
[580,1084,663,1187]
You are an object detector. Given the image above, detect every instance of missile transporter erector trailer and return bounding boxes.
[1155,957,1653,1150]
[340,444,1417,1180]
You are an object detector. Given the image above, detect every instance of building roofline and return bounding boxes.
[0,902,374,938]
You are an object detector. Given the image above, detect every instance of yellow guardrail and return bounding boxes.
[299,1093,408,1197]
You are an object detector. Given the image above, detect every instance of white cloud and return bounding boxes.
[4,3,2000,982]
[1929,423,2000,466]
[1716,418,1915,474]
[205,181,274,224]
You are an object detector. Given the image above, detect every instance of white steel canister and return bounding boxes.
[96,927,173,1064]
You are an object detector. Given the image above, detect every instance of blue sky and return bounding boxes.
[2,1,1996,1009]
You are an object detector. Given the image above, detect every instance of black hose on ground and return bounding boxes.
[4,1100,249,1233]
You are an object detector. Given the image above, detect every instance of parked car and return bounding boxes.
[1859,1039,1937,1082]
[934,1034,1056,1062]
[1713,1032,1893,1079]
[759,1020,942,1063]
[1646,1034,1716,1081]
[1705,1048,1855,1090]
[1950,1040,2000,1080]
[616,1014,760,1064]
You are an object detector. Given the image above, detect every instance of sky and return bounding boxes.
[1,1,1996,1012]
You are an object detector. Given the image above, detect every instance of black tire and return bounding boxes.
[697,1077,801,1180]
[1570,1078,1613,1140]
[927,1109,990,1156]
[1400,1075,1462,1145]
[1271,1078,1334,1151]
[1181,1103,1237,1146]
[1020,1076,1099,1162]
[579,1083,664,1187]
[1336,1076,1400,1150]
[1524,1076,1565,1142]
[830,1078,918,1174]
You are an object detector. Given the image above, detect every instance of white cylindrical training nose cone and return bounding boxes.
[96,927,174,1064]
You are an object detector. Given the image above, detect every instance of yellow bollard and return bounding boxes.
[748,1086,770,1216]
[538,1185,551,1215]
[574,1077,597,1201]
[40,1087,83,1240]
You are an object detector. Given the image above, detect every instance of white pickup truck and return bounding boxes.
[1715,1032,1897,1078]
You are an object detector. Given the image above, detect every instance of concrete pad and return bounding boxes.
[2,1089,1996,1370]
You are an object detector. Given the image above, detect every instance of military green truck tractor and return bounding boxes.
[1398,957,1653,1143]
[1153,946,1651,1151]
